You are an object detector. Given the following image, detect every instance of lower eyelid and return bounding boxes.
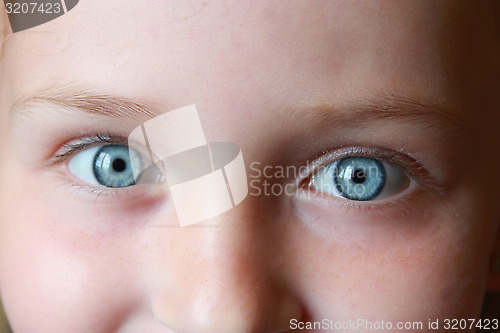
[54,168,167,205]
[294,180,424,218]
[302,182,412,209]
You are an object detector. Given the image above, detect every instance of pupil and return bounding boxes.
[352,168,366,184]
[112,158,126,172]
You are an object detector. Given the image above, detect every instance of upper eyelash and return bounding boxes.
[298,146,447,196]
[49,135,128,165]
[47,135,151,199]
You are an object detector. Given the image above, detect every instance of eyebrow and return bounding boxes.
[290,93,464,137]
[11,85,464,136]
[11,85,160,121]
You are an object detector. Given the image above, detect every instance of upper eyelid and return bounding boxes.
[48,135,130,165]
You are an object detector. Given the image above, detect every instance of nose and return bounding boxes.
[151,201,303,333]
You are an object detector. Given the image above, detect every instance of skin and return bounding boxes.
[1,0,500,332]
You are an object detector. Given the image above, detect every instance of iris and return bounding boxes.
[93,145,138,188]
[333,157,385,201]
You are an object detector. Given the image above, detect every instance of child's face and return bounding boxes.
[1,1,499,332]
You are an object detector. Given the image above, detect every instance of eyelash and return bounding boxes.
[48,134,155,202]
[297,146,446,201]
[49,134,128,164]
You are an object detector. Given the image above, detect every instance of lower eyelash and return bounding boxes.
[294,181,427,218]
[53,172,131,202]
[51,165,166,205]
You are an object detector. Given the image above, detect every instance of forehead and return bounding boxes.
[1,0,499,114]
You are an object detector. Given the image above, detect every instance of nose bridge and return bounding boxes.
[152,203,303,332]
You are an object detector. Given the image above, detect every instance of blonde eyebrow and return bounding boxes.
[11,85,161,121]
[290,93,464,137]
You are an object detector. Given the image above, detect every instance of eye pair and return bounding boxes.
[67,143,410,202]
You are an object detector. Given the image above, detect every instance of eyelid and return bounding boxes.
[52,172,166,205]
[46,134,167,203]
[297,146,447,196]
[48,135,129,165]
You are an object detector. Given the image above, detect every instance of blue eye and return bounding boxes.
[68,145,143,188]
[310,156,409,201]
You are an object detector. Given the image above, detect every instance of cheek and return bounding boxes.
[0,165,140,332]
[0,194,84,331]
[288,200,490,323]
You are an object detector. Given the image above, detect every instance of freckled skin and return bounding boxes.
[0,1,500,332]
